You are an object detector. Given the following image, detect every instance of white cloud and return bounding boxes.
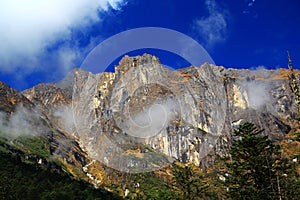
[193,0,229,48]
[53,105,76,133]
[242,80,271,109]
[0,106,48,137]
[248,0,256,7]
[120,98,180,138]
[243,0,257,15]
[238,66,273,109]
[0,0,125,76]
[56,45,81,74]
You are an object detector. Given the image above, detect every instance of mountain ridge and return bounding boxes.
[20,55,299,166]
[1,54,299,198]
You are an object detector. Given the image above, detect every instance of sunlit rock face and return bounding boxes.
[0,81,90,174]
[22,54,296,170]
[0,81,34,114]
[223,68,293,141]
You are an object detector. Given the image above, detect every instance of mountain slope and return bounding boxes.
[0,81,90,180]
[1,54,300,198]
[0,149,121,200]
[20,54,299,171]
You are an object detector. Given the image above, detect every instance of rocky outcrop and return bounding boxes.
[7,54,298,171]
[222,68,294,140]
[0,81,34,114]
[0,81,90,177]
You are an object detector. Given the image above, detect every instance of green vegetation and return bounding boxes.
[15,136,50,158]
[127,172,179,200]
[224,122,299,200]
[172,163,211,199]
[104,162,221,200]
[1,116,299,200]
[0,129,121,199]
[288,52,300,115]
[0,148,121,200]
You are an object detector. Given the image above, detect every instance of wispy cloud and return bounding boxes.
[193,0,229,48]
[0,106,48,137]
[53,105,76,134]
[248,0,256,7]
[240,80,271,109]
[243,0,258,15]
[122,98,179,138]
[0,0,126,84]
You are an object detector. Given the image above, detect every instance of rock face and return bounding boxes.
[3,54,297,172]
[0,81,89,176]
[0,81,34,114]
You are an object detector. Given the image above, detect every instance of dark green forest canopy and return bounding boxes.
[0,146,121,199]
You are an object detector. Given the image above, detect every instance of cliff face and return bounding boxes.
[15,54,298,172]
[0,81,89,177]
[0,81,34,114]
[223,68,293,140]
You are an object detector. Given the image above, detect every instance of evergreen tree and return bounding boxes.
[288,51,300,116]
[225,122,296,200]
[172,162,210,200]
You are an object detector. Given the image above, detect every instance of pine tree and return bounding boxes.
[288,51,300,116]
[225,122,295,200]
[172,162,210,200]
[287,51,300,141]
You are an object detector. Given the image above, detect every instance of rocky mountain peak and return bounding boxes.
[2,55,299,172]
[0,81,34,114]
[115,53,161,75]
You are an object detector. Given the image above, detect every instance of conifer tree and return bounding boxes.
[172,162,210,200]
[225,122,295,200]
[288,51,300,115]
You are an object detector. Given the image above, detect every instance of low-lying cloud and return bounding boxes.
[0,106,48,137]
[238,68,273,109]
[53,105,76,133]
[122,98,180,138]
[242,80,271,109]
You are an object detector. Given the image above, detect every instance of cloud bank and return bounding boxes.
[193,0,229,48]
[0,107,48,137]
[0,0,126,82]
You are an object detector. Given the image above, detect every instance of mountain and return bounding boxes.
[0,81,124,199]
[26,54,296,166]
[1,54,299,198]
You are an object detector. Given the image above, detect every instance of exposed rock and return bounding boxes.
[0,81,90,178]
[3,54,298,172]
[67,54,296,170]
[0,81,34,114]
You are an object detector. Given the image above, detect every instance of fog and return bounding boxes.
[122,98,180,138]
[0,106,48,137]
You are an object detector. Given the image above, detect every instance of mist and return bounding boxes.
[244,80,271,109]
[53,105,76,133]
[122,98,180,138]
[238,68,274,109]
[0,106,49,137]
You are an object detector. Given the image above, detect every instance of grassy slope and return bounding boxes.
[0,132,121,200]
[0,150,121,200]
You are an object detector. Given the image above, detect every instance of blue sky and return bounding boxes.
[0,0,299,90]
